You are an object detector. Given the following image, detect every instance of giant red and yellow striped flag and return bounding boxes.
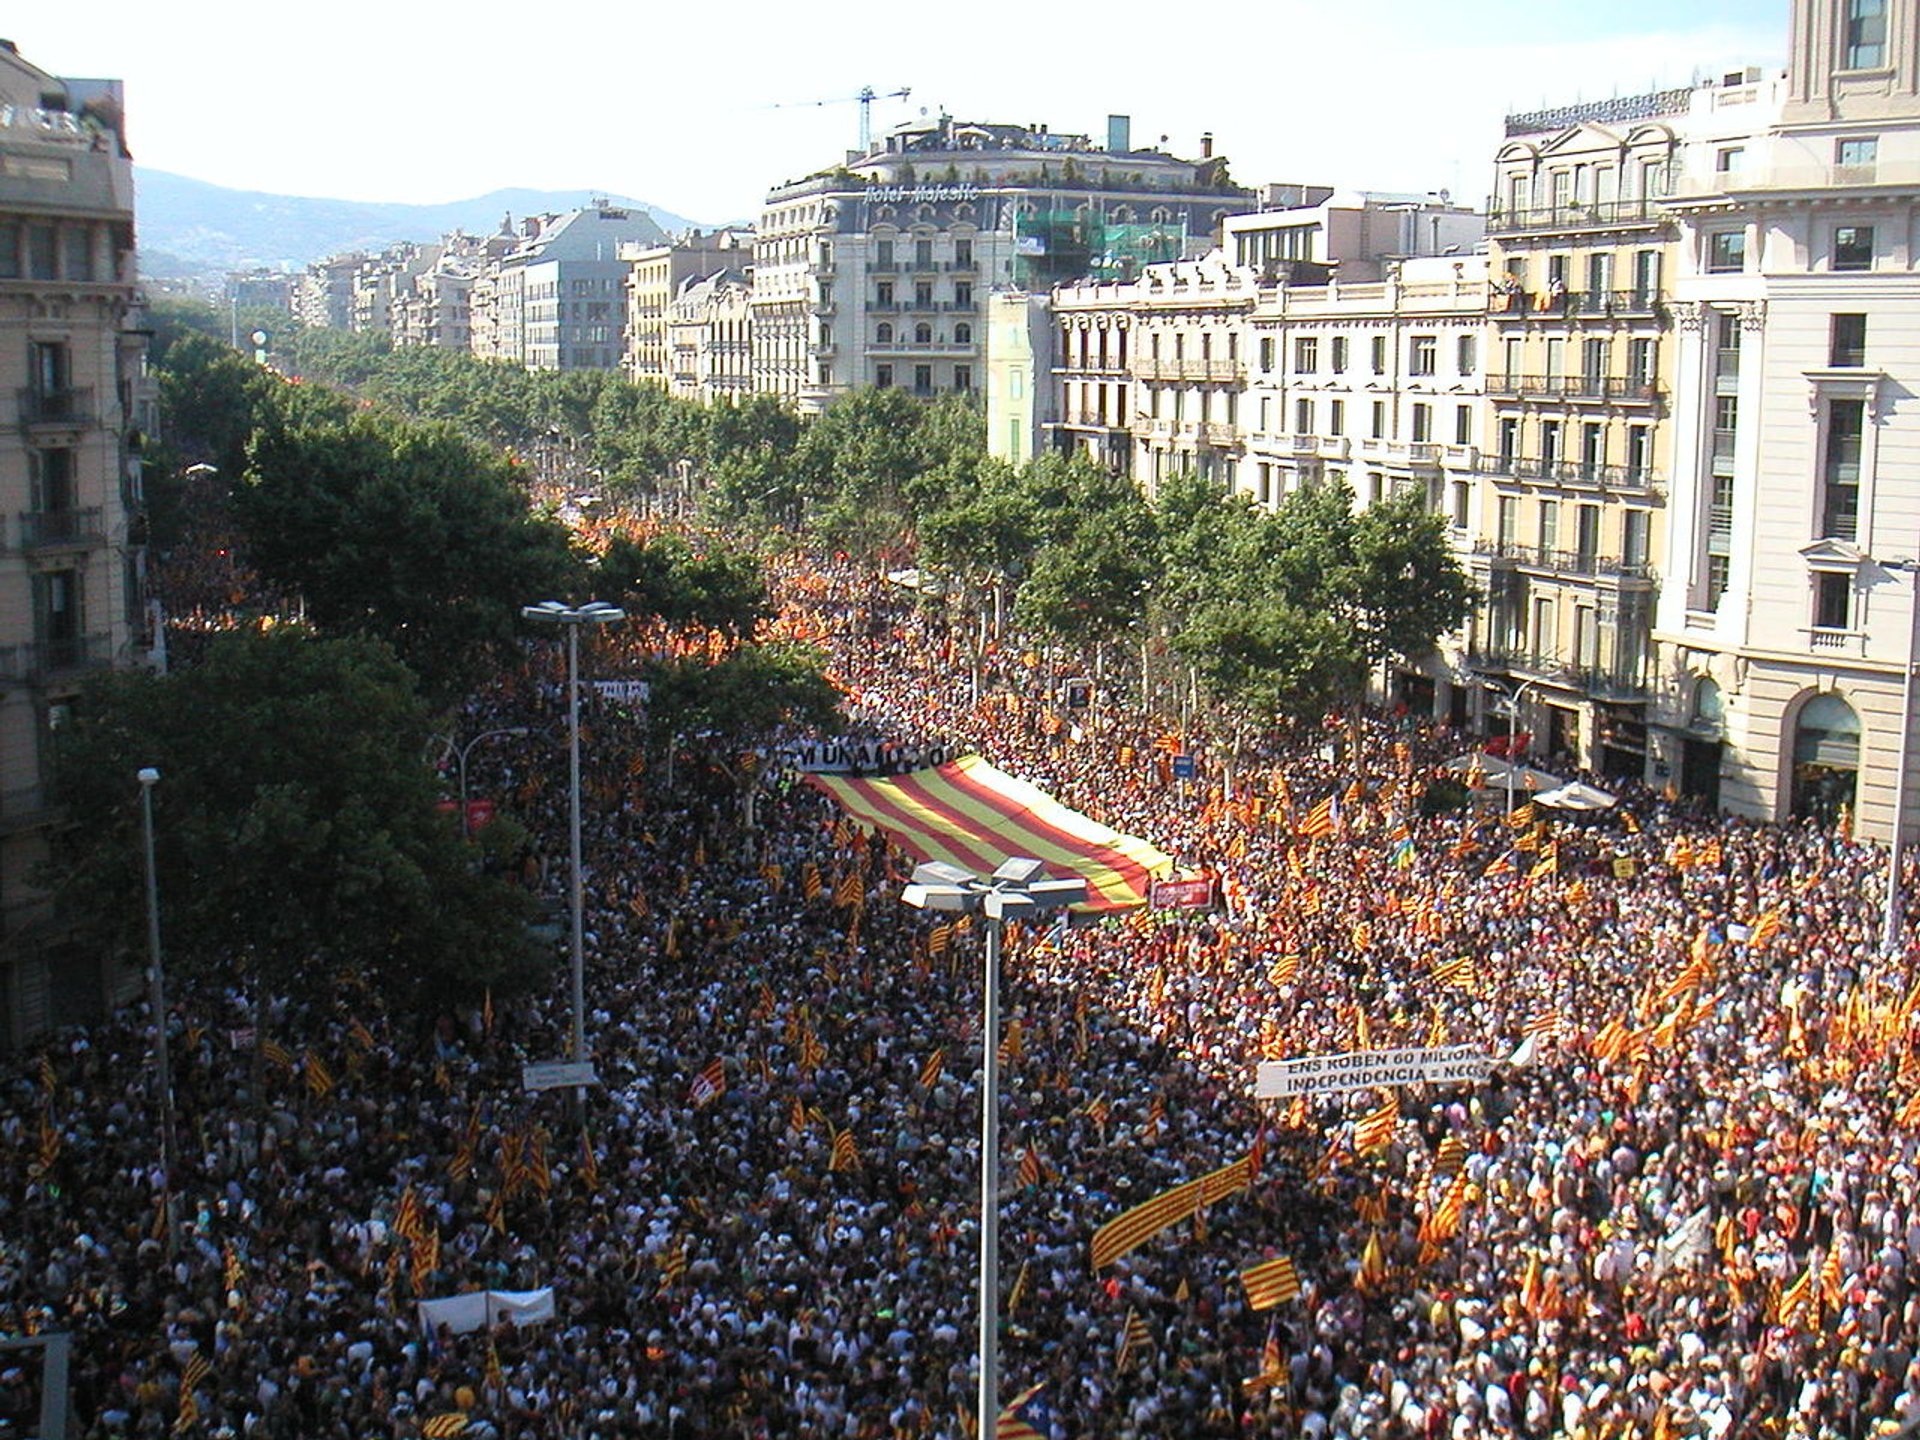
[1241,1253,1302,1309]
[806,755,1172,911]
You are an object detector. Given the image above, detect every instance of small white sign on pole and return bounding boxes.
[522,1060,599,1094]
[1255,1044,1494,1099]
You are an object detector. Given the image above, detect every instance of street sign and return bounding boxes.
[522,1060,599,1093]
[1171,754,1196,779]
[1065,679,1092,710]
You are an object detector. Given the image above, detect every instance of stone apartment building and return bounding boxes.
[665,267,753,403]
[478,206,668,371]
[0,40,150,1044]
[621,229,752,388]
[753,114,1252,415]
[1649,0,1920,842]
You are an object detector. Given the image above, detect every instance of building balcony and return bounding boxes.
[1142,418,1239,444]
[1481,454,1666,497]
[869,340,974,356]
[0,783,63,838]
[1060,410,1128,433]
[1472,537,1657,583]
[16,506,105,551]
[1466,644,1652,701]
[0,633,115,687]
[1484,198,1670,235]
[946,259,977,273]
[1358,438,1444,468]
[1486,374,1662,405]
[1488,288,1666,321]
[17,387,94,433]
[1131,357,1246,384]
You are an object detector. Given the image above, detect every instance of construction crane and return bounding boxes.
[770,86,912,154]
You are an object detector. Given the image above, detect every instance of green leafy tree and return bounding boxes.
[235,411,583,700]
[48,628,544,1011]
[596,532,773,637]
[644,641,842,755]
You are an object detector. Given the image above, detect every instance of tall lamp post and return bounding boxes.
[1881,558,1920,954]
[450,726,531,839]
[136,767,178,1256]
[902,857,1086,1435]
[1482,677,1541,814]
[521,602,625,1086]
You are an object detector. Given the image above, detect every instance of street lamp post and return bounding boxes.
[902,857,1086,1436]
[521,602,625,1089]
[136,768,178,1257]
[1483,677,1541,814]
[1882,559,1920,954]
[452,727,531,839]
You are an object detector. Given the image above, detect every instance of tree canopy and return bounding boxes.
[49,628,544,1009]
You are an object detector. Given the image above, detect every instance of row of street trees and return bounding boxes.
[283,327,1473,723]
[48,305,838,1009]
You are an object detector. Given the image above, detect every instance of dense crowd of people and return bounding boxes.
[3,513,1916,1440]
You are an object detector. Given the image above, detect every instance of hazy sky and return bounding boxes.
[21,0,1785,224]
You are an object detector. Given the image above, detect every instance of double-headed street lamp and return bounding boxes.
[521,601,624,1085]
[136,767,179,1256]
[902,857,1086,1435]
[1482,677,1542,814]
[448,726,531,839]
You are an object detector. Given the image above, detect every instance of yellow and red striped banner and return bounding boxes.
[806,755,1172,912]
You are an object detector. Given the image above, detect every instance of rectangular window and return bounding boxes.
[1294,336,1318,373]
[1498,417,1520,464]
[875,364,893,389]
[1260,337,1275,373]
[1410,336,1437,376]
[953,282,973,307]
[1837,136,1879,178]
[1708,231,1747,272]
[1452,481,1471,530]
[1456,334,1476,376]
[1834,225,1874,271]
[1831,313,1867,367]
[1370,400,1386,439]
[914,283,934,307]
[1716,146,1745,179]
[1576,504,1600,563]
[915,238,933,269]
[1498,496,1518,546]
[1847,0,1886,68]
[1295,397,1313,434]
[953,365,972,392]
[1540,419,1562,465]
[1623,510,1648,568]
[1627,425,1652,480]
[875,240,894,268]
[1331,336,1349,372]
[63,226,93,282]
[1629,338,1656,387]
[876,281,894,305]
[27,225,56,280]
[1370,335,1387,374]
[913,364,932,395]
[1539,500,1559,552]
[1411,402,1432,443]
[1824,399,1864,539]
[1455,405,1472,445]
[954,239,972,268]
[1815,571,1853,629]
[0,221,17,278]
[1580,422,1605,477]
[1329,398,1345,436]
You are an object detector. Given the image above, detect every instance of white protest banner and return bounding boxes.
[591,680,650,704]
[417,1286,555,1336]
[1255,1044,1494,1100]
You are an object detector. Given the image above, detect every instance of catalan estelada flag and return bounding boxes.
[806,755,1171,912]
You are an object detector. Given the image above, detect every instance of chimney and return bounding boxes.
[1107,114,1131,153]
[1200,132,1214,159]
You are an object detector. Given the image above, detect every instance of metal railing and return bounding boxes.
[0,633,114,684]
[1485,198,1671,233]
[17,507,104,549]
[1467,644,1652,699]
[1488,288,1666,319]
[1481,454,1665,493]
[17,387,94,429]
[1473,537,1657,581]
[1486,374,1662,403]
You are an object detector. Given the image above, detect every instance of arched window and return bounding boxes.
[875,323,893,343]
[954,322,972,344]
[1792,691,1860,822]
[915,323,932,344]
[1692,677,1723,727]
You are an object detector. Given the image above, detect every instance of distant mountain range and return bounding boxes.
[133,169,717,283]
